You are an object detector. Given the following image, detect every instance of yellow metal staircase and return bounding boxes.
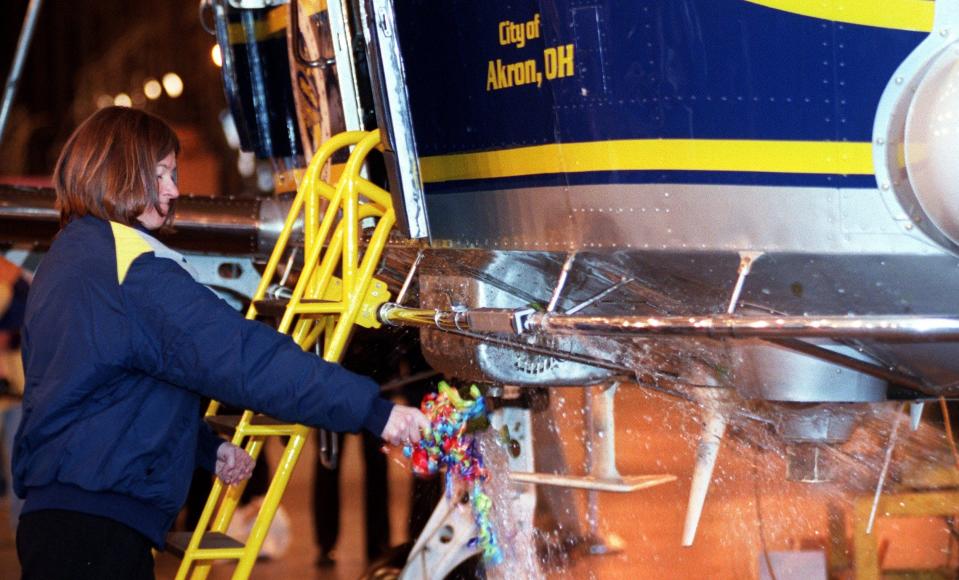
[167,130,396,580]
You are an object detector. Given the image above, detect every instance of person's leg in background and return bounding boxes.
[361,429,390,561]
[313,430,340,566]
[0,258,28,531]
[0,404,24,529]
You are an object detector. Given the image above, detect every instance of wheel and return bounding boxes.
[359,543,411,580]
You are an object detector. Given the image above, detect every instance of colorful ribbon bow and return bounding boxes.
[404,381,502,564]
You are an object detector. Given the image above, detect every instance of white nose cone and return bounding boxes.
[904,43,959,245]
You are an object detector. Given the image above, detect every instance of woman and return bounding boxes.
[12,106,427,579]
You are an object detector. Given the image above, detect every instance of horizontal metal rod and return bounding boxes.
[379,304,756,401]
[378,304,639,377]
[379,303,959,400]
[443,327,635,377]
[378,303,534,334]
[378,304,469,332]
[527,313,959,342]
[380,303,959,343]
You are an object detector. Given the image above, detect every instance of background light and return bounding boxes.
[211,45,222,68]
[162,72,184,98]
[113,93,132,107]
[95,94,113,109]
[144,79,162,100]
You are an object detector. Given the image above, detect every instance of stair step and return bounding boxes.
[253,297,329,317]
[165,531,244,558]
[509,472,677,492]
[252,298,291,317]
[205,414,301,437]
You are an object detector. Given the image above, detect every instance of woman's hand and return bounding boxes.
[380,405,430,446]
[215,442,256,485]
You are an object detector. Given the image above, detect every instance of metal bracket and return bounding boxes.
[227,0,288,8]
[314,275,390,328]
[290,0,336,69]
[466,307,535,334]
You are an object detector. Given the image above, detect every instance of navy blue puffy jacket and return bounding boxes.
[13,216,392,545]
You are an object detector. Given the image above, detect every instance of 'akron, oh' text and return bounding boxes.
[486,44,575,92]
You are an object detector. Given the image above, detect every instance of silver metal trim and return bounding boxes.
[565,277,634,316]
[682,403,726,546]
[327,0,365,131]
[509,471,676,493]
[363,0,430,239]
[394,248,423,306]
[547,252,577,313]
[865,402,907,534]
[727,252,762,314]
[424,183,941,254]
[0,0,43,148]
[872,0,959,253]
[226,0,287,8]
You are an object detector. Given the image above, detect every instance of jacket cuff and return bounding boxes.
[363,397,395,438]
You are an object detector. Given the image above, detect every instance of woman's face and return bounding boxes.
[138,152,179,230]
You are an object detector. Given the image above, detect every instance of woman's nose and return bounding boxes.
[162,178,180,198]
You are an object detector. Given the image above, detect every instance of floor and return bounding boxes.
[1,386,957,579]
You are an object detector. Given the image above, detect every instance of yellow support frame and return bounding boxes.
[853,489,959,580]
[173,130,396,580]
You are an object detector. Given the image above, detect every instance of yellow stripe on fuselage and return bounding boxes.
[744,0,934,32]
[418,139,874,184]
[226,4,289,44]
[298,0,328,17]
[111,222,153,285]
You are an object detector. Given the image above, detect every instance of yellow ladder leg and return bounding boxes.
[231,426,311,579]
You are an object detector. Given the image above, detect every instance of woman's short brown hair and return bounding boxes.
[54,106,180,228]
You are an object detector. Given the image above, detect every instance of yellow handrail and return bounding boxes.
[176,129,396,580]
